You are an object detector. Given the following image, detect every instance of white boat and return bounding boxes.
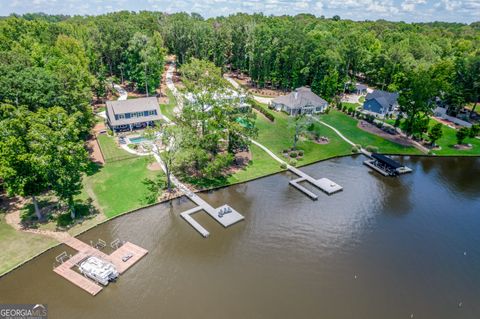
[79,256,119,286]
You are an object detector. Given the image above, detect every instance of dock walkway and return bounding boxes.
[54,237,148,296]
[251,140,343,198]
[152,147,244,238]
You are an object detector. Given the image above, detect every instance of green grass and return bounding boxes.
[227,144,283,183]
[383,117,480,155]
[255,108,353,165]
[97,134,137,162]
[342,102,361,109]
[83,157,163,218]
[0,213,57,275]
[160,88,177,121]
[321,110,421,155]
[428,119,480,156]
[95,106,106,113]
[180,144,283,189]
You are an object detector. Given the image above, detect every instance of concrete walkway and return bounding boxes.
[251,140,343,197]
[166,63,184,115]
[152,146,243,237]
[113,83,128,101]
[224,75,273,105]
[310,116,373,157]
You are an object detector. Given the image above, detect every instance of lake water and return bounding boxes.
[1,155,479,319]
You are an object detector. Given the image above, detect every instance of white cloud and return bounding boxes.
[2,0,479,23]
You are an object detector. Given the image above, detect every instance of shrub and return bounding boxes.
[282,149,289,153]
[280,162,287,169]
[289,151,297,158]
[107,128,113,136]
[469,124,480,138]
[252,100,275,122]
[289,159,297,166]
[366,145,379,153]
[351,146,359,153]
[366,114,375,123]
[298,150,304,156]
[456,127,470,145]
[128,143,139,150]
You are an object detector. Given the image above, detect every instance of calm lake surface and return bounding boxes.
[1,155,479,319]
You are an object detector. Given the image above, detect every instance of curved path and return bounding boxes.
[166,63,184,114]
[224,75,273,105]
[113,83,128,101]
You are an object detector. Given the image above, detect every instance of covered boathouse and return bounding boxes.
[363,153,412,176]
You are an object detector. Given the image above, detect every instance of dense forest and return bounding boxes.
[0,11,479,217]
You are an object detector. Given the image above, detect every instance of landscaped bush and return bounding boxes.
[289,151,297,158]
[252,100,275,122]
[128,143,139,150]
[289,159,297,166]
[351,146,359,153]
[107,128,113,136]
[298,150,304,156]
[280,162,287,169]
[366,145,379,153]
[282,149,289,154]
[366,114,375,123]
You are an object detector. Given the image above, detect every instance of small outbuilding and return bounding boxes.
[355,83,368,95]
[272,86,328,116]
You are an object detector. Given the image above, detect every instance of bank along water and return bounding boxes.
[0,155,479,319]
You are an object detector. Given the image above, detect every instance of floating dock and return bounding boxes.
[179,192,244,238]
[289,176,343,198]
[289,179,318,200]
[53,237,148,296]
[287,165,343,199]
[180,207,210,238]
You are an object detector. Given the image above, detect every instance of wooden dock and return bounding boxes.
[53,237,148,296]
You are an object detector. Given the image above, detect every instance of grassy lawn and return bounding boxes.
[254,109,353,165]
[227,144,283,183]
[83,156,163,218]
[321,110,421,155]
[97,134,137,162]
[0,213,57,276]
[342,102,361,108]
[384,117,480,156]
[428,119,480,156]
[160,88,177,121]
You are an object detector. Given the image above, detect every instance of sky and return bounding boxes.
[1,0,479,23]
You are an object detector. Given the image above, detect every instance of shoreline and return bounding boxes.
[1,152,479,279]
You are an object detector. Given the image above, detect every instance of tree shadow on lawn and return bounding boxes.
[21,197,100,230]
[85,161,103,176]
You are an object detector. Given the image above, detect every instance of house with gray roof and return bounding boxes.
[272,87,328,116]
[362,90,399,117]
[106,97,162,132]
